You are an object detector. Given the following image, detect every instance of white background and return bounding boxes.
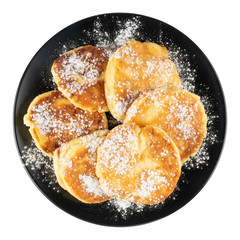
[1,0,239,239]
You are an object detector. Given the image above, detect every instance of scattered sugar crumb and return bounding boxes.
[168,45,197,92]
[107,198,144,219]
[92,16,142,50]
[21,141,61,192]
[79,174,105,197]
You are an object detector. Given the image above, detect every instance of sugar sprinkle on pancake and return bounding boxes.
[24,90,108,157]
[51,45,110,112]
[53,130,110,203]
[96,123,181,205]
[105,40,181,121]
[125,87,207,162]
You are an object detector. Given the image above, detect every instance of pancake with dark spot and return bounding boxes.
[51,45,110,112]
[24,90,108,157]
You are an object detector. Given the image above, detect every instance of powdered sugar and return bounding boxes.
[60,156,73,168]
[79,174,105,196]
[56,48,108,84]
[61,52,97,82]
[99,125,138,175]
[115,99,130,117]
[107,198,144,219]
[22,142,51,170]
[31,101,94,137]
[21,141,61,192]
[136,170,168,199]
[92,16,142,50]
[85,133,107,158]
[168,98,198,141]
[114,17,141,47]
[168,45,197,92]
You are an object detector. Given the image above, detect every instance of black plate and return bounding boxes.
[14,13,226,226]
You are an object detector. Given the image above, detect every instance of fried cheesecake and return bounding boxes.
[51,45,110,112]
[96,123,181,205]
[24,90,108,157]
[104,40,181,121]
[53,130,110,203]
[125,87,207,162]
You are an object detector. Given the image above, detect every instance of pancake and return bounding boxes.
[24,90,108,157]
[124,87,207,163]
[51,45,110,112]
[96,123,181,205]
[53,150,67,190]
[105,40,181,121]
[53,130,110,203]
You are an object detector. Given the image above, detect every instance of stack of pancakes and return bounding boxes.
[24,40,207,205]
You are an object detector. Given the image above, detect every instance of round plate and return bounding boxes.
[14,13,226,226]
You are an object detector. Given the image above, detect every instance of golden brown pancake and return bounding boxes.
[96,123,181,205]
[124,87,207,163]
[24,90,108,157]
[53,130,110,203]
[51,45,110,112]
[105,40,181,121]
[53,150,67,190]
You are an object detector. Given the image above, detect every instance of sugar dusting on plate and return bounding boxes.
[92,16,142,50]
[21,141,61,192]
[21,15,219,220]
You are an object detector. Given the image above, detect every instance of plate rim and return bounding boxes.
[13,12,227,227]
